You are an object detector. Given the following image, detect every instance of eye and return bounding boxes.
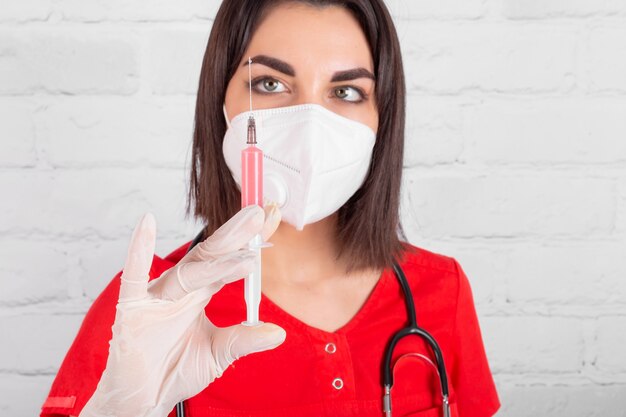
[251,77,287,94]
[334,86,365,103]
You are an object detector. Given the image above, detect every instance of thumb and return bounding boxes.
[213,323,286,373]
[119,212,156,302]
[261,202,281,242]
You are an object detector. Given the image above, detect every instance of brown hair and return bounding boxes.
[186,0,407,273]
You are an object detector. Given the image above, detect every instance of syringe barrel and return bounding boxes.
[241,118,264,327]
[241,145,263,208]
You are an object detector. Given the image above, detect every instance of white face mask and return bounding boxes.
[222,103,376,230]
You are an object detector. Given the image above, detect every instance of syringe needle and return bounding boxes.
[248,56,253,114]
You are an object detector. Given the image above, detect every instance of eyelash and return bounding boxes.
[246,76,368,104]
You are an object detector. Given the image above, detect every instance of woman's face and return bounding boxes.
[224,2,378,133]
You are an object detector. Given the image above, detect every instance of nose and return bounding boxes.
[291,79,327,108]
[293,94,324,108]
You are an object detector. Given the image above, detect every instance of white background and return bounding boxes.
[1,0,625,415]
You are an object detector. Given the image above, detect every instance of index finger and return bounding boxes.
[119,212,156,302]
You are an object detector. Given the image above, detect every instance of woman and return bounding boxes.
[40,1,501,416]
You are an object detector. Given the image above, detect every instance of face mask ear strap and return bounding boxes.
[222,104,232,129]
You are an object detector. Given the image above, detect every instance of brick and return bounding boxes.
[618,178,626,236]
[0,29,138,95]
[404,94,464,167]
[53,0,221,22]
[147,29,210,95]
[443,247,502,305]
[500,0,626,19]
[482,316,583,373]
[0,100,37,167]
[463,98,626,164]
[387,0,487,20]
[0,313,83,373]
[0,170,199,239]
[0,374,55,416]
[399,22,577,93]
[73,239,127,302]
[587,27,626,92]
[0,0,54,22]
[402,173,615,238]
[36,97,194,168]
[0,240,71,306]
[75,236,193,301]
[596,316,626,373]
[498,384,626,416]
[505,243,626,305]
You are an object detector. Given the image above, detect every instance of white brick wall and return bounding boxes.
[1,0,625,415]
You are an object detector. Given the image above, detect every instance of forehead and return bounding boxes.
[246,3,374,73]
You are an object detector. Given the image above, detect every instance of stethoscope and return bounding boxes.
[175,229,450,417]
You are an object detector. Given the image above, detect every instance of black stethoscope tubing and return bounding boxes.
[383,262,450,417]
[175,229,450,417]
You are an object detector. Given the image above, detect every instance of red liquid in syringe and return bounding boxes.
[241,116,263,208]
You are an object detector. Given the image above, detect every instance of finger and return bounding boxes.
[154,249,256,301]
[261,202,281,242]
[193,205,264,258]
[119,212,156,302]
[211,322,287,376]
[179,249,257,291]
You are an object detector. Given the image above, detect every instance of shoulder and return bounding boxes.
[394,241,469,314]
[397,241,459,275]
[396,241,465,292]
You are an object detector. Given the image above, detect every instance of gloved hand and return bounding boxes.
[79,204,285,417]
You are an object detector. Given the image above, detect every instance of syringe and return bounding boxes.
[241,57,272,327]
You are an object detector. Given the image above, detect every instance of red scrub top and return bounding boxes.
[40,241,500,417]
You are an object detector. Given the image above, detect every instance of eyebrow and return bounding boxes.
[243,54,375,82]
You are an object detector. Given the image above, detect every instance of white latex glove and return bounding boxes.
[79,204,285,417]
